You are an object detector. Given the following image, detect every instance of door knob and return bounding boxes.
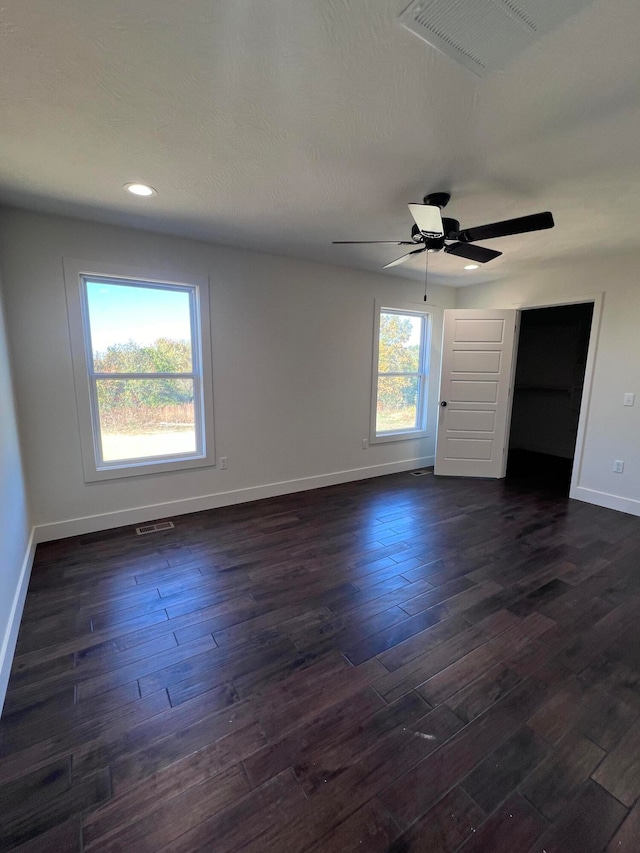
[440,401,447,407]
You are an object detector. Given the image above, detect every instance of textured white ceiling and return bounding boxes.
[0,0,638,287]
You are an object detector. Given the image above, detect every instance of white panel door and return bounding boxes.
[435,309,519,478]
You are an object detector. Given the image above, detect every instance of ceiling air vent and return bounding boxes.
[136,521,175,536]
[398,0,596,77]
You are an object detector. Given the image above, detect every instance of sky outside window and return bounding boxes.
[85,280,193,356]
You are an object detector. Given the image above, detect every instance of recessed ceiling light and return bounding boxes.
[124,182,157,197]
[464,264,479,270]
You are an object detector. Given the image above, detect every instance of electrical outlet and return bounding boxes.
[613,460,624,474]
[624,393,635,406]
[220,456,228,470]
[362,439,368,450]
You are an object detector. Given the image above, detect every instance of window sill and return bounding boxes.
[83,453,216,483]
[370,430,429,445]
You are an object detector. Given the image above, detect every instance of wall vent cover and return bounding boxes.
[398,0,595,76]
[136,521,175,536]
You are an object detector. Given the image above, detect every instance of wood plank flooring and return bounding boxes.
[2,469,640,851]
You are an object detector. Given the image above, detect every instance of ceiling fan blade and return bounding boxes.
[408,204,444,238]
[332,240,418,245]
[445,242,502,263]
[383,247,426,269]
[458,212,554,243]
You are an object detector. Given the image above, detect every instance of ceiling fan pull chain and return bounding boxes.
[424,249,429,302]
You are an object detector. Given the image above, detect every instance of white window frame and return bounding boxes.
[370,300,431,443]
[64,258,215,481]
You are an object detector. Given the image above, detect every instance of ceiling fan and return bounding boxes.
[333,192,554,268]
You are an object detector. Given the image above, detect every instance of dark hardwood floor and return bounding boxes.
[2,470,640,851]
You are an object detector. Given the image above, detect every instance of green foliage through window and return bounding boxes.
[94,339,195,432]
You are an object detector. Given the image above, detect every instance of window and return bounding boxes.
[64,259,215,481]
[371,303,430,442]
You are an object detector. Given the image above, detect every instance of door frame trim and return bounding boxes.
[509,292,604,500]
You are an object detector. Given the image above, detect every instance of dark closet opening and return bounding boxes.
[506,302,594,492]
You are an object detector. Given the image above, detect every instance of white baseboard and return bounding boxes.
[34,456,435,543]
[571,485,640,517]
[0,529,36,716]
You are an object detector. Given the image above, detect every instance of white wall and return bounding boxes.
[0,208,455,540]
[456,253,640,516]
[0,266,33,712]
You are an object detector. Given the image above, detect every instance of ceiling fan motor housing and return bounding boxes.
[411,223,448,250]
[425,235,446,251]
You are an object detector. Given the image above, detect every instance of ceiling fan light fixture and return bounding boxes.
[124,182,157,197]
